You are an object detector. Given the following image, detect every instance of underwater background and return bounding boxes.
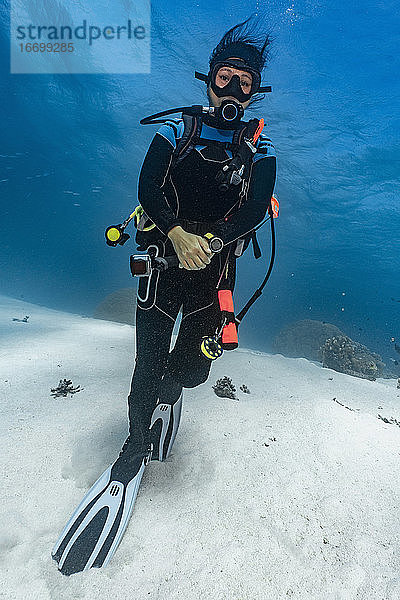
[1,0,399,366]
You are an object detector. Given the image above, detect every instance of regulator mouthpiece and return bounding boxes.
[209,99,244,127]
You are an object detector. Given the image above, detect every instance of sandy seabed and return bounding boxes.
[0,294,399,600]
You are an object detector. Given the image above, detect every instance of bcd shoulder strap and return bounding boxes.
[170,114,201,169]
[171,116,257,169]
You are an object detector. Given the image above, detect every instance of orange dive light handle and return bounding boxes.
[218,290,238,349]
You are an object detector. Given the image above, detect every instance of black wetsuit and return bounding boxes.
[127,114,276,455]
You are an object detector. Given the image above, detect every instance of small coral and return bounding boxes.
[212,376,237,400]
[12,315,29,323]
[240,384,250,394]
[378,414,400,428]
[51,379,82,398]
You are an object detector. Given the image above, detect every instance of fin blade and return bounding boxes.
[52,465,113,564]
[52,458,147,575]
[101,461,146,567]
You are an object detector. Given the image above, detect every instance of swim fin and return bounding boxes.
[52,446,151,576]
[150,372,183,462]
[150,390,183,461]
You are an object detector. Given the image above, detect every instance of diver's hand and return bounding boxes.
[167,226,213,270]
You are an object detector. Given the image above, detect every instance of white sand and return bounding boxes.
[0,294,399,600]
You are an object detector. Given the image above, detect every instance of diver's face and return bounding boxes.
[208,64,253,109]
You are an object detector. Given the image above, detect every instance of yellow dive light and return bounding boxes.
[105,205,155,247]
[105,223,131,247]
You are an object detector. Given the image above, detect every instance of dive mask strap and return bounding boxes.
[194,71,208,83]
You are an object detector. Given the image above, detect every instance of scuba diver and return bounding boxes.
[52,19,277,575]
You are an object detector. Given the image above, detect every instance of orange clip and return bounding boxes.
[253,118,265,144]
[270,196,280,218]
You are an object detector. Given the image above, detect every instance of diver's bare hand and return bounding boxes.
[167,226,213,270]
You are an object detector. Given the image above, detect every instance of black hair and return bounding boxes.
[208,17,273,107]
[209,17,272,73]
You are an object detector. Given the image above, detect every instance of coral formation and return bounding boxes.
[212,376,237,400]
[51,379,82,398]
[320,335,385,381]
[272,319,395,380]
[93,288,136,325]
[272,319,344,361]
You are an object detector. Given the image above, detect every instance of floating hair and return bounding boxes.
[209,17,273,73]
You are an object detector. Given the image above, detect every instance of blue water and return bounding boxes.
[1,0,399,365]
